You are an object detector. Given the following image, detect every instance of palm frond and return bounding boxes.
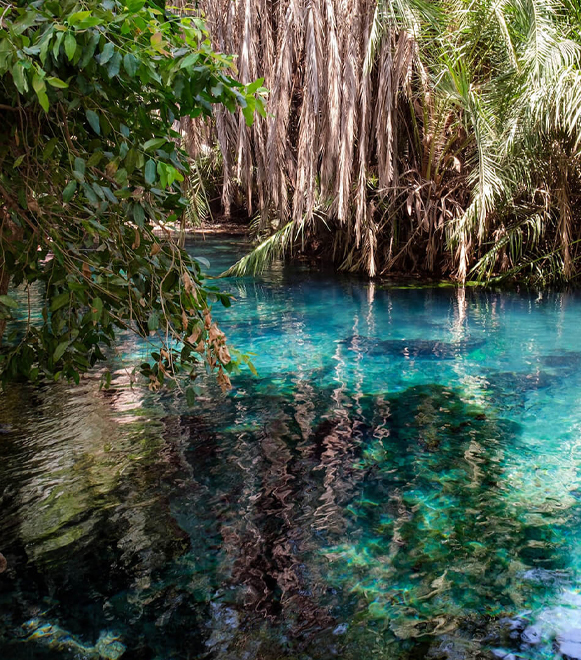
[220,221,296,277]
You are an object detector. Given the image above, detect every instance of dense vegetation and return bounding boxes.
[3,0,581,388]
[0,0,263,389]
[187,0,581,284]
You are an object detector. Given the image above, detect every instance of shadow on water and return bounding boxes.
[340,336,486,359]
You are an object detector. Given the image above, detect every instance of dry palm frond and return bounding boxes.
[175,0,581,283]
[336,0,359,223]
[293,0,322,224]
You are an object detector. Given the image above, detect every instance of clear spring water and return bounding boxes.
[2,237,581,659]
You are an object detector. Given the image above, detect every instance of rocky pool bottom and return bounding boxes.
[2,237,581,659]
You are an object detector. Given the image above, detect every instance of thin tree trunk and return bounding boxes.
[0,216,17,344]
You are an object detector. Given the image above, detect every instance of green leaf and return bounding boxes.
[87,151,103,167]
[143,137,167,151]
[79,30,100,69]
[123,53,138,77]
[37,91,49,112]
[101,370,112,390]
[242,104,254,127]
[73,157,85,183]
[144,159,156,185]
[11,63,27,94]
[102,187,117,204]
[0,295,18,309]
[39,33,52,65]
[179,52,199,69]
[32,73,46,94]
[53,341,70,362]
[157,162,168,189]
[194,256,211,269]
[43,137,59,160]
[64,32,77,61]
[68,10,92,25]
[52,31,64,59]
[159,164,183,186]
[147,311,159,332]
[73,157,85,176]
[78,16,102,28]
[62,180,77,202]
[91,297,103,320]
[186,386,196,407]
[50,292,70,312]
[126,0,146,11]
[82,183,99,205]
[86,109,101,135]
[107,52,121,78]
[46,77,69,89]
[133,203,145,227]
[100,42,115,65]
[246,77,264,94]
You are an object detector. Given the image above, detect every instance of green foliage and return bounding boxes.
[0,0,264,391]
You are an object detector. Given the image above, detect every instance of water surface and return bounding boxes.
[2,237,581,659]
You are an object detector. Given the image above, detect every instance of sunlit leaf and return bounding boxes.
[46,76,68,88]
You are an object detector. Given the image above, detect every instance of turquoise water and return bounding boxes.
[2,237,581,659]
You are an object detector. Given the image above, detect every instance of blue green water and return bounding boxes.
[2,237,581,659]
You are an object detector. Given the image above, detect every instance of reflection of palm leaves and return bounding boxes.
[321,384,568,638]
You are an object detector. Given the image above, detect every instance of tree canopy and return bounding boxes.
[0,0,264,395]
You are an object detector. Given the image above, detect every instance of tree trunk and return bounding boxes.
[0,215,20,344]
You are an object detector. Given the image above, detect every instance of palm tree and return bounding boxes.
[183,0,581,283]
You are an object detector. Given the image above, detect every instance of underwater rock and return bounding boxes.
[482,370,556,410]
[205,603,240,655]
[340,335,485,359]
[426,634,481,660]
[541,352,581,370]
[491,652,516,660]
[22,618,125,659]
[522,568,570,586]
[485,371,555,394]
[520,625,542,646]
[94,632,127,660]
[558,629,581,660]
[0,552,6,573]
[499,617,527,634]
